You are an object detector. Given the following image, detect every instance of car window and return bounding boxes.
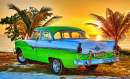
[71,32,84,38]
[53,30,88,40]
[54,32,61,40]
[41,31,52,40]
[32,31,40,40]
[62,32,70,39]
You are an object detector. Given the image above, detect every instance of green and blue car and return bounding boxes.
[15,26,119,75]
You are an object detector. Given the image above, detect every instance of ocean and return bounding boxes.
[0,35,15,52]
[0,35,130,52]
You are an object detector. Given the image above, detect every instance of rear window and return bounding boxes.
[53,30,87,40]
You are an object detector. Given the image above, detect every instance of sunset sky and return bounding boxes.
[0,0,130,35]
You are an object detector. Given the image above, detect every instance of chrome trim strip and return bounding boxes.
[82,51,114,54]
[35,46,76,51]
[23,40,77,51]
[74,57,119,66]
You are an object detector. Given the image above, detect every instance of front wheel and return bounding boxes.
[17,50,27,63]
[51,59,66,75]
[85,64,98,70]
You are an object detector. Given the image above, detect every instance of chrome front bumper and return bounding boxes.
[74,57,119,66]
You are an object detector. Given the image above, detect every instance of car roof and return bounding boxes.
[35,26,82,35]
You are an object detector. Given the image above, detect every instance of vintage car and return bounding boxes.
[15,26,119,75]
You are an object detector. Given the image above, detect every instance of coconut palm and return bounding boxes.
[86,8,130,51]
[0,4,62,41]
[1,3,62,41]
[8,3,52,39]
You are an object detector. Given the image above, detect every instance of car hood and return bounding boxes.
[60,39,116,54]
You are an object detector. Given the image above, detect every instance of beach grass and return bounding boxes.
[120,49,130,55]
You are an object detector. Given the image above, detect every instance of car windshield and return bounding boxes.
[54,30,89,40]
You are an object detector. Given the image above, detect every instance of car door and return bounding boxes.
[36,30,52,63]
[24,31,40,60]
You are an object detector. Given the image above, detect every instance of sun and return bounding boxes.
[95,21,102,28]
[96,35,102,40]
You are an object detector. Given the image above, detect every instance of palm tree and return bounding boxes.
[86,8,130,51]
[8,3,62,39]
[8,4,50,39]
[0,13,22,41]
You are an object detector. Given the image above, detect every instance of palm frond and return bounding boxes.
[8,3,31,29]
[91,14,105,22]
[117,26,129,42]
[85,23,98,27]
[121,12,130,25]
[29,12,47,36]
[26,12,33,22]
[32,12,46,27]
[118,12,130,33]
[39,6,52,13]
[119,24,130,36]
[46,13,53,17]
[90,13,114,36]
[8,3,20,11]
[42,16,62,27]
[106,8,114,22]
[100,27,112,37]
[16,20,27,34]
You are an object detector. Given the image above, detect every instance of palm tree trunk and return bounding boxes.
[114,36,120,55]
[114,42,120,55]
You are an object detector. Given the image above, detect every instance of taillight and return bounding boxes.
[77,43,82,53]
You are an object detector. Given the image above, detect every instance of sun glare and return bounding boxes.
[85,34,90,38]
[96,35,102,40]
[95,21,102,28]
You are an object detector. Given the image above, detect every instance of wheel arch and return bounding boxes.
[16,47,22,54]
[48,57,65,66]
[49,57,66,75]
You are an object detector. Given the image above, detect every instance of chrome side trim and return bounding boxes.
[23,40,77,51]
[74,57,119,66]
[82,51,114,54]
[34,46,76,51]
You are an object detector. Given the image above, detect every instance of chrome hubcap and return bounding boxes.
[53,59,60,72]
[18,52,25,62]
